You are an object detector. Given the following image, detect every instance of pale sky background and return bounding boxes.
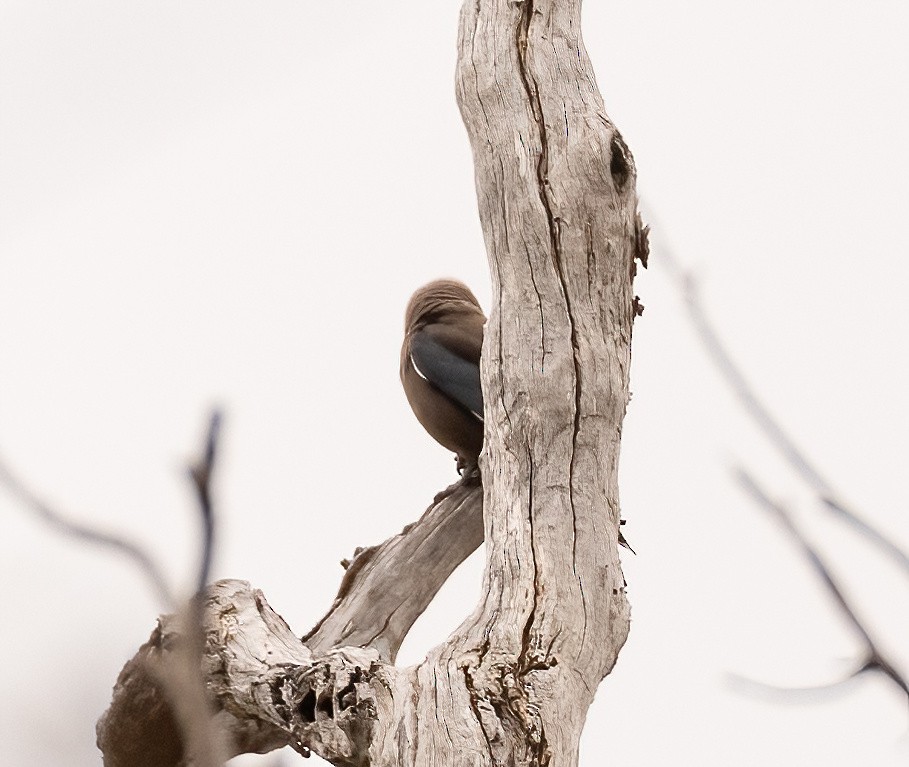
[1,1,907,765]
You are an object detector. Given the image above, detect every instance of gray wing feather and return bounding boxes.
[410,331,483,419]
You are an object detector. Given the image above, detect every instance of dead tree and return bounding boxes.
[97,1,646,764]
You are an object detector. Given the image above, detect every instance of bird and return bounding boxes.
[399,279,634,552]
[400,280,486,474]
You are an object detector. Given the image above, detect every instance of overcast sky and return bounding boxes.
[1,2,907,765]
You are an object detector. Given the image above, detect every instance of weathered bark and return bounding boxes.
[98,1,644,765]
[446,0,642,761]
[304,475,483,662]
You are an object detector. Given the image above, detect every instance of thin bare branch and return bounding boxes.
[821,496,909,573]
[650,224,909,576]
[189,408,222,593]
[146,605,230,767]
[0,450,175,608]
[736,467,909,703]
[725,668,868,704]
[96,410,234,767]
[2,411,227,764]
[162,408,228,767]
[98,409,230,767]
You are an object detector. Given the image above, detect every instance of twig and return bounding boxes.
[148,409,228,767]
[2,410,227,765]
[735,467,909,703]
[146,603,229,767]
[188,409,222,593]
[652,224,909,576]
[0,451,174,608]
[94,409,231,767]
[725,668,867,704]
[821,496,909,574]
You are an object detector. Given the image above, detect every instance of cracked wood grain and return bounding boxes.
[453,0,641,762]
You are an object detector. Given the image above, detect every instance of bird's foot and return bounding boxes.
[456,456,481,485]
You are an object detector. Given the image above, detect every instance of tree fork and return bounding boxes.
[97,1,644,765]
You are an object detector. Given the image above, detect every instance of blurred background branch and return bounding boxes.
[653,227,909,577]
[0,450,175,609]
[736,467,908,703]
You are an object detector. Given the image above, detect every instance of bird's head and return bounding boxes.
[404,279,483,331]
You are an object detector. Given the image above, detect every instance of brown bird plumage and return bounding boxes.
[400,279,635,551]
[400,280,486,472]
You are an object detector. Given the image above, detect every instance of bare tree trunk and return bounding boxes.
[449,0,644,761]
[97,1,645,765]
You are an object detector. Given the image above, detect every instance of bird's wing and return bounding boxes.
[409,330,484,419]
